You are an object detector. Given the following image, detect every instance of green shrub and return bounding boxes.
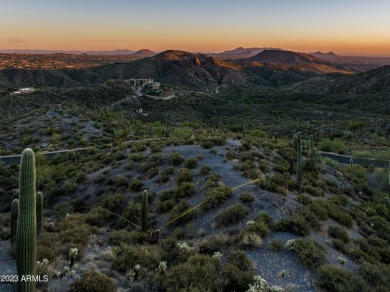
[316,264,368,292]
[164,254,218,290]
[328,225,350,243]
[215,204,249,227]
[238,192,255,203]
[183,158,198,169]
[274,213,311,235]
[70,270,116,292]
[268,239,284,252]
[322,157,338,168]
[200,165,212,175]
[169,152,184,166]
[293,237,327,269]
[202,186,232,211]
[174,182,195,199]
[221,251,255,292]
[99,193,124,212]
[246,221,270,238]
[112,244,163,273]
[256,211,273,226]
[176,168,194,184]
[130,178,144,191]
[168,200,196,226]
[319,139,348,154]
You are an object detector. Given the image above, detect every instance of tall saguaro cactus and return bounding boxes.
[16,148,37,292]
[141,190,148,232]
[297,132,302,194]
[350,159,354,194]
[36,192,43,235]
[11,199,19,254]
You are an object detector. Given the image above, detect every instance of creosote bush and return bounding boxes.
[70,270,116,292]
[215,204,249,227]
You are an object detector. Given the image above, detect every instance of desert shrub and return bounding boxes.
[176,168,194,184]
[319,138,348,154]
[202,186,232,211]
[164,254,218,290]
[248,129,267,138]
[322,157,338,168]
[293,237,327,269]
[130,178,144,191]
[183,158,198,169]
[112,244,164,273]
[274,213,311,235]
[168,152,184,166]
[99,193,124,212]
[70,270,116,292]
[174,182,195,199]
[258,179,287,196]
[168,200,196,226]
[199,234,238,255]
[129,153,146,162]
[328,225,350,243]
[268,239,284,252]
[109,229,149,245]
[215,204,249,227]
[328,208,353,227]
[201,140,214,149]
[238,192,256,203]
[200,165,211,175]
[156,199,176,214]
[255,211,273,226]
[309,200,330,220]
[331,239,347,253]
[316,264,368,292]
[114,176,129,188]
[221,251,255,291]
[53,201,74,217]
[147,167,159,179]
[172,127,192,139]
[358,261,390,288]
[246,221,270,238]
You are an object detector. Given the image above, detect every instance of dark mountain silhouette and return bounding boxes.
[210,47,281,60]
[239,49,352,74]
[132,49,156,57]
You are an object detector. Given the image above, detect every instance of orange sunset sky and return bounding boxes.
[1,0,390,56]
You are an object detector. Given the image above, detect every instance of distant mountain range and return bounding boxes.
[0,49,357,88]
[0,49,156,56]
[209,47,281,60]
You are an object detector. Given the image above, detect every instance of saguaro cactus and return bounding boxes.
[36,192,43,235]
[350,159,354,194]
[16,148,37,292]
[142,190,148,232]
[293,134,297,152]
[297,132,302,194]
[11,199,19,254]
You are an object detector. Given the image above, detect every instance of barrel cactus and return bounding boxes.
[16,148,37,292]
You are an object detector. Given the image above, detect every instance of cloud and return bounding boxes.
[7,38,29,43]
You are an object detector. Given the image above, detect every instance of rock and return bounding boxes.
[279,270,287,277]
[46,222,55,232]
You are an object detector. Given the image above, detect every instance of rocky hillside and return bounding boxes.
[0,50,359,89]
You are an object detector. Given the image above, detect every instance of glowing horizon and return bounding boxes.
[1,0,390,57]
